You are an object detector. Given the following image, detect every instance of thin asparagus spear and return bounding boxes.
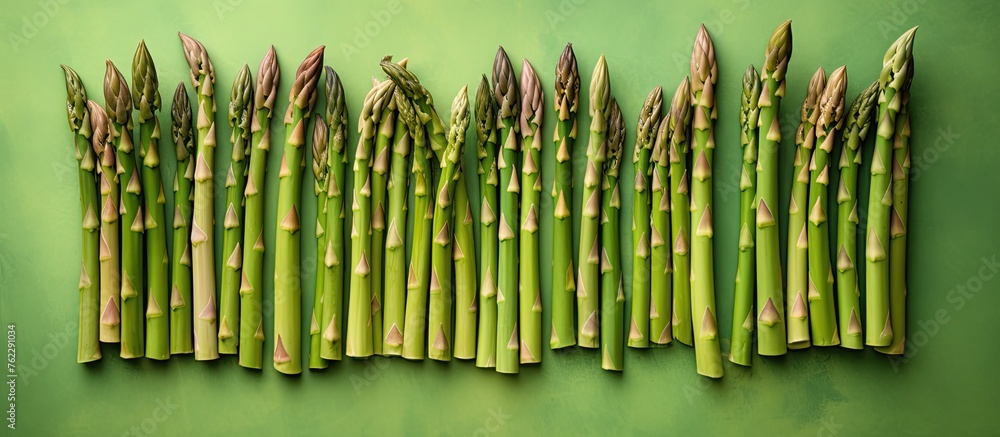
[835,81,879,350]
[519,60,543,364]
[220,64,253,355]
[169,84,194,354]
[628,87,662,349]
[89,100,120,344]
[601,98,624,371]
[494,47,522,373]
[730,65,760,366]
[178,33,218,361]
[132,42,168,360]
[755,21,792,356]
[370,80,397,357]
[649,84,678,347]
[669,76,693,348]
[320,68,348,361]
[578,55,609,349]
[551,44,579,349]
[787,68,825,350]
[808,66,847,347]
[309,115,330,369]
[239,47,280,369]
[105,61,144,359]
[453,164,478,360]
[63,66,101,363]
[382,86,411,356]
[474,76,500,367]
[867,28,917,347]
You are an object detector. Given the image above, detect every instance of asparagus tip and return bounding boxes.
[691,25,717,93]
[103,61,132,126]
[637,86,663,148]
[132,39,161,119]
[287,46,325,117]
[589,55,610,116]
[228,64,254,141]
[171,82,194,159]
[520,59,543,133]
[764,20,793,74]
[555,43,579,118]
[492,47,519,121]
[62,65,90,135]
[255,45,280,111]
[819,66,848,129]
[475,75,496,143]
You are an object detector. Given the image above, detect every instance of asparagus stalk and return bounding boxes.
[105,61,144,359]
[578,55,609,349]
[89,100,120,344]
[370,80,398,357]
[628,87,662,349]
[787,68,825,350]
[178,33,218,361]
[239,47,280,369]
[835,81,879,350]
[453,163,478,360]
[494,47,522,373]
[320,68,348,361]
[808,66,847,347]
[309,115,330,369]
[63,66,101,363]
[867,28,917,347]
[755,21,792,356]
[600,98,624,371]
[382,86,411,356]
[650,82,684,347]
[551,44,579,349]
[730,65,760,366]
[220,65,253,355]
[132,43,169,360]
[169,84,194,354]
[273,46,324,373]
[474,77,500,366]
[669,76,693,348]
[519,60,543,364]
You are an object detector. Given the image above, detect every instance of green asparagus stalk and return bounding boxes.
[494,47,522,373]
[519,60,543,364]
[370,80,397,357]
[601,98,624,371]
[239,47,279,369]
[650,82,682,347]
[808,66,847,347]
[475,76,500,366]
[273,46,324,373]
[320,67,348,361]
[628,87,662,349]
[453,165,478,360]
[105,61,144,359]
[787,68,825,350]
[169,83,194,354]
[835,81,878,350]
[63,66,101,363]
[578,55,609,349]
[551,44,579,349]
[178,33,218,361]
[132,42,169,360]
[867,28,917,347]
[89,100,120,344]
[755,21,792,356]
[309,115,330,369]
[383,86,411,356]
[730,65,760,366]
[220,64,253,355]
[669,77,693,348]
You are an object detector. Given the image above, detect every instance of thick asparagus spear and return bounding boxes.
[370,80,398,357]
[600,98,624,371]
[730,65,760,366]
[836,81,878,350]
[383,87,411,356]
[239,47,279,369]
[755,21,792,356]
[169,84,194,354]
[494,47,522,373]
[628,87,662,349]
[519,60,543,364]
[178,33,218,361]
[320,68,348,361]
[89,100,120,344]
[551,44,579,349]
[578,55,609,349]
[453,164,478,360]
[63,66,101,363]
[309,115,329,369]
[669,76,693,348]
[474,77,500,366]
[105,61,144,359]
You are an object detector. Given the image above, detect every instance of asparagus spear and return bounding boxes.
[132,42,169,360]
[494,47,522,373]
[239,47,280,369]
[601,98,624,371]
[178,33,218,361]
[808,66,847,347]
[755,21,792,356]
[519,60,543,364]
[371,79,398,357]
[320,68,348,361]
[89,100,120,344]
[835,81,879,350]
[730,65,760,366]
[628,87,662,349]
[474,76,500,366]
[273,46,324,373]
[63,66,101,363]
[578,55,609,349]
[787,68,825,350]
[669,76,693,348]
[382,86,411,356]
[551,44,579,349]
[220,65,253,355]
[309,114,330,369]
[453,161,478,360]
[105,61,144,359]
[169,84,194,354]
[867,28,917,347]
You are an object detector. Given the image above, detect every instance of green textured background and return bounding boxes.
[1,0,998,434]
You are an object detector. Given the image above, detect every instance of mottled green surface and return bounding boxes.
[1,0,998,434]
